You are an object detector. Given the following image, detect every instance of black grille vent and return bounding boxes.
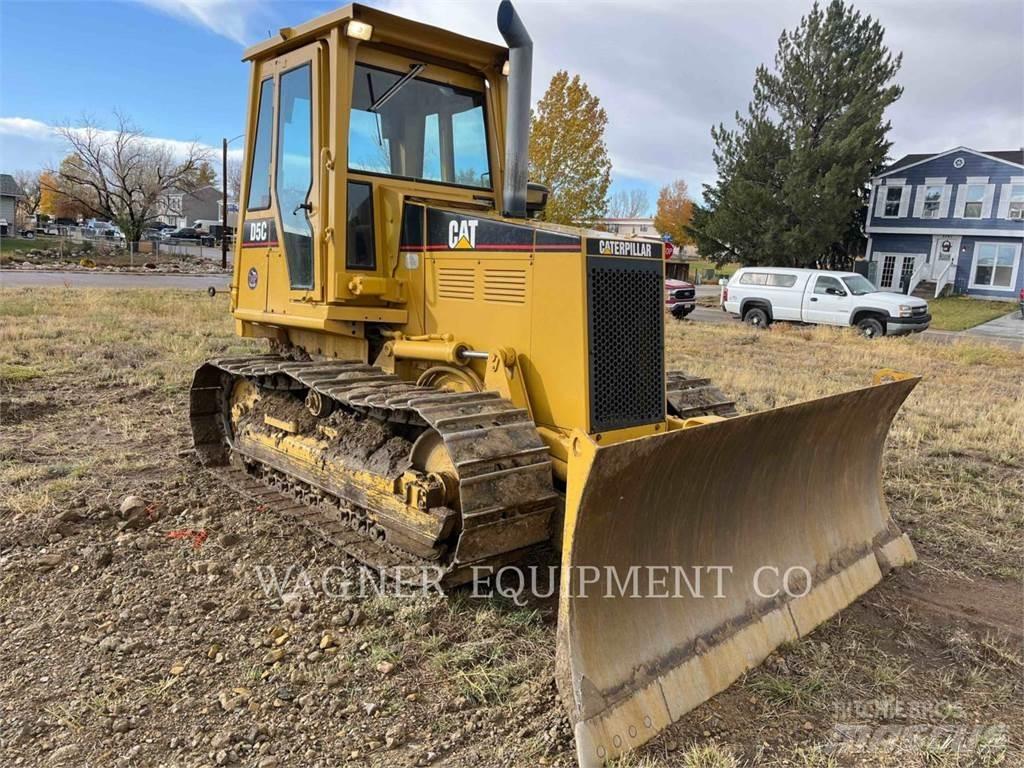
[587,256,665,432]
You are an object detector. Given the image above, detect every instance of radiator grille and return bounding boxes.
[483,268,527,304]
[437,266,475,301]
[587,256,665,432]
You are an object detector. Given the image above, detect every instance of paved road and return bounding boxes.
[1,269,231,291]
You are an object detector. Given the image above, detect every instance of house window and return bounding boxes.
[921,185,943,218]
[971,242,1020,290]
[880,254,896,287]
[1009,184,1024,220]
[883,187,903,217]
[963,184,985,218]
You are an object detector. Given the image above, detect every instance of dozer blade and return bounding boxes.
[556,376,919,767]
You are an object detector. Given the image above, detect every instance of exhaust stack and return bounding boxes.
[497,0,532,219]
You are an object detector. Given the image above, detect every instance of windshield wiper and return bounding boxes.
[369,63,425,112]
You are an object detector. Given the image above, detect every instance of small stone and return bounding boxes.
[98,636,120,652]
[319,632,336,649]
[219,532,241,547]
[111,718,130,734]
[385,724,406,749]
[263,648,285,664]
[273,633,289,647]
[257,759,279,768]
[214,749,229,765]
[211,731,232,750]
[36,553,62,571]
[362,702,379,716]
[306,650,323,663]
[376,661,396,676]
[802,721,814,731]
[208,643,221,659]
[325,674,344,688]
[228,604,251,622]
[275,687,295,702]
[170,662,186,676]
[48,744,80,765]
[119,495,146,518]
[405,693,418,703]
[94,547,113,568]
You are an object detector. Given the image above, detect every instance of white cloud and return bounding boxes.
[380,0,1023,198]
[0,116,244,169]
[134,0,276,45]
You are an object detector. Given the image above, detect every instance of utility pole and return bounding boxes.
[221,137,229,270]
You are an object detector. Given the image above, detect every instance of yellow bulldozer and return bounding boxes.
[190,3,919,764]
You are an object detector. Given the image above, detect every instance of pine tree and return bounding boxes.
[692,0,902,267]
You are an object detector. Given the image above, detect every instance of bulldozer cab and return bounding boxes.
[233,5,513,316]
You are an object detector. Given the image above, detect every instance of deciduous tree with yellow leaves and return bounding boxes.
[528,71,611,226]
[653,179,695,245]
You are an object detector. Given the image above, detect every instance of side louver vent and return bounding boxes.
[483,268,527,304]
[437,267,476,301]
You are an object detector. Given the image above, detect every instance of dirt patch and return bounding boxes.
[894,571,1023,639]
[0,396,63,426]
[0,288,1021,768]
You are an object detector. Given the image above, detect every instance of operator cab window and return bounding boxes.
[247,78,274,210]
[276,64,314,290]
[348,63,490,189]
[346,181,376,271]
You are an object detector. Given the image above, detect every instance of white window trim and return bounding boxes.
[968,241,1022,292]
[879,181,908,219]
[916,182,948,219]
[955,182,994,219]
[1001,177,1024,220]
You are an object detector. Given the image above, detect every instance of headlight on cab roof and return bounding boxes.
[898,304,914,318]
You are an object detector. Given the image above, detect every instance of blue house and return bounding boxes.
[865,147,1023,300]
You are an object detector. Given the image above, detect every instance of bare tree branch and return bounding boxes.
[49,113,212,242]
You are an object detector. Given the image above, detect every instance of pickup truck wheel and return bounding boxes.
[857,317,884,338]
[743,307,770,328]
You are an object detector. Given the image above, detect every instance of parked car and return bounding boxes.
[665,279,696,319]
[168,227,201,241]
[722,267,930,338]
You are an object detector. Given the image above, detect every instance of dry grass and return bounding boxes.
[1,288,1021,767]
[667,320,1024,579]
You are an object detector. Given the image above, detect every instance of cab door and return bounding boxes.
[804,274,851,325]
[270,42,325,306]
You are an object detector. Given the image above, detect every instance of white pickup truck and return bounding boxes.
[722,267,931,338]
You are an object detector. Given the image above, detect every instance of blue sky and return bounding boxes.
[2,0,1021,215]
